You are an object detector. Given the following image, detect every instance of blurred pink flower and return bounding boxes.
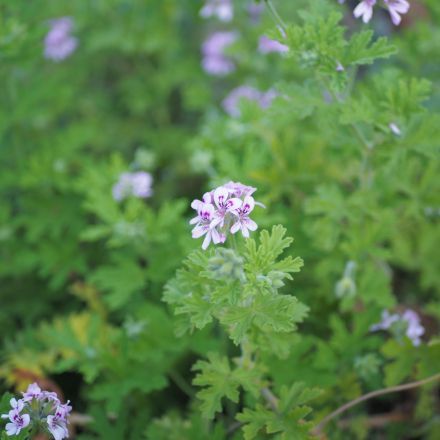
[44,17,78,61]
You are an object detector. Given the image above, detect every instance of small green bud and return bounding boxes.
[207,248,245,282]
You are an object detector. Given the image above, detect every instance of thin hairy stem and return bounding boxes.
[261,387,279,413]
[313,373,440,435]
[264,0,287,36]
[168,369,195,398]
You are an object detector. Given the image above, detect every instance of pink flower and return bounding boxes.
[370,310,400,331]
[247,2,265,23]
[223,181,256,198]
[200,0,233,22]
[47,412,69,440]
[402,310,424,346]
[371,309,425,346]
[210,186,242,228]
[353,0,376,23]
[258,35,289,54]
[22,383,42,402]
[384,0,410,25]
[201,31,238,76]
[46,400,72,440]
[222,86,278,117]
[190,182,263,249]
[1,399,30,436]
[190,202,222,250]
[44,17,78,62]
[230,196,258,238]
[112,171,153,202]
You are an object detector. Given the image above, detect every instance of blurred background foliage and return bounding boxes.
[0,0,439,438]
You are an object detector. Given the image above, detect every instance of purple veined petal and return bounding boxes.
[200,203,216,220]
[241,196,255,214]
[189,216,200,225]
[202,191,214,203]
[226,197,242,211]
[21,414,30,427]
[213,186,230,208]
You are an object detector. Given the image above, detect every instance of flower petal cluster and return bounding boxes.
[44,17,78,62]
[112,171,153,202]
[1,383,71,439]
[201,31,238,76]
[258,35,289,54]
[200,0,233,22]
[190,182,263,249]
[1,399,30,436]
[371,309,424,346]
[351,0,410,25]
[222,86,278,117]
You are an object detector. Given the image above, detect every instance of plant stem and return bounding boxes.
[264,0,287,36]
[168,369,195,398]
[261,387,279,413]
[313,372,440,435]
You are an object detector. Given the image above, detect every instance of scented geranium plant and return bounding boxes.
[1,384,71,440]
[0,0,439,439]
[165,183,319,438]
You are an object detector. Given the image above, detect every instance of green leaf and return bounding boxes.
[89,257,146,309]
[192,353,241,419]
[220,295,308,345]
[345,31,396,66]
[238,383,320,440]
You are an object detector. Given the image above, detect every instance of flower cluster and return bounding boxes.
[349,0,410,26]
[201,31,238,76]
[190,182,263,250]
[1,383,71,439]
[112,171,153,202]
[44,17,78,61]
[371,309,425,346]
[200,0,234,22]
[258,35,289,54]
[222,85,278,117]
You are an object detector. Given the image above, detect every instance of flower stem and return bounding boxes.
[264,0,287,37]
[261,387,279,413]
[168,369,195,398]
[313,372,440,435]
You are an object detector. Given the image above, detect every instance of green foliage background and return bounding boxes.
[0,0,439,438]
